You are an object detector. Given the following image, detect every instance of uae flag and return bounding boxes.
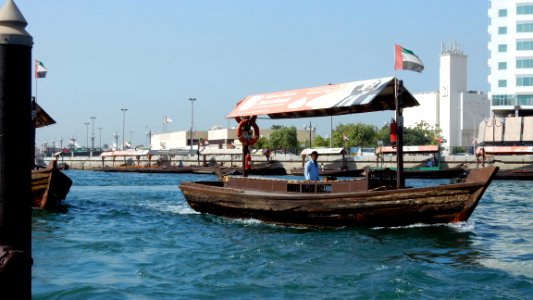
[394,44,424,73]
[35,60,47,78]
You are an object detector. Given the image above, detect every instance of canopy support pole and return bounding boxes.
[394,78,405,189]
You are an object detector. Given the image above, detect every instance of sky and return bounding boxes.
[12,0,488,148]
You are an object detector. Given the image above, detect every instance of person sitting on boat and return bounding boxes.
[304,151,320,181]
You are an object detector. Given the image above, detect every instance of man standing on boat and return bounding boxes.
[305,151,320,181]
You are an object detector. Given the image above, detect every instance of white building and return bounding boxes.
[488,0,533,118]
[404,43,491,150]
[150,130,208,151]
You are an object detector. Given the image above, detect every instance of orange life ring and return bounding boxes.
[237,119,260,146]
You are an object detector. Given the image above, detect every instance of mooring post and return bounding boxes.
[0,0,34,298]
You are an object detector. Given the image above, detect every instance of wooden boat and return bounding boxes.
[180,166,498,227]
[32,102,73,209]
[179,76,498,227]
[32,160,73,209]
[476,146,533,180]
[494,168,533,180]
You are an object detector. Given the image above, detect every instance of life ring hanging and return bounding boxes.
[237,119,260,146]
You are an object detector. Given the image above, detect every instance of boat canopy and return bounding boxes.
[227,76,419,119]
[34,102,56,128]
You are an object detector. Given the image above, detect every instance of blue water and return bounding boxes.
[32,171,533,299]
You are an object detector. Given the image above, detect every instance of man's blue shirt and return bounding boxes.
[304,159,320,180]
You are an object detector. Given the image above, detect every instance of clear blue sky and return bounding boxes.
[14,0,488,148]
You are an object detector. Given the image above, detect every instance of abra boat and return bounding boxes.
[32,102,73,209]
[179,76,498,227]
[32,160,73,209]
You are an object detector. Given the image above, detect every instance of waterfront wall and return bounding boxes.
[42,153,533,171]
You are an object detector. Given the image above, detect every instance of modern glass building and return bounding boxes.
[489,0,533,117]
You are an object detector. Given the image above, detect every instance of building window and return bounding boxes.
[498,80,507,87]
[517,77,533,86]
[498,26,507,34]
[498,44,508,52]
[492,94,516,106]
[518,23,533,32]
[517,95,533,106]
[498,62,507,70]
[517,40,533,50]
[518,5,533,15]
[499,9,507,17]
[517,58,533,68]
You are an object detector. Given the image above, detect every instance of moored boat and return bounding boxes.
[32,160,73,209]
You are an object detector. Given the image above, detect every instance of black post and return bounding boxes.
[242,145,248,177]
[394,79,405,189]
[0,0,34,298]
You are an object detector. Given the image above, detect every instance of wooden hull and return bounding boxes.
[179,166,498,228]
[32,161,73,209]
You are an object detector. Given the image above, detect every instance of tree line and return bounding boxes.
[253,121,443,150]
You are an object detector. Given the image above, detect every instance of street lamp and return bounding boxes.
[189,98,196,150]
[121,108,128,150]
[98,127,103,151]
[90,116,96,150]
[113,131,119,150]
[84,122,90,151]
[59,137,64,163]
[303,122,316,148]
[145,126,151,147]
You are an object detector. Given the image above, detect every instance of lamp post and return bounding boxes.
[59,137,64,163]
[90,116,96,150]
[121,108,128,149]
[98,127,103,151]
[189,98,196,150]
[303,122,316,148]
[84,122,90,152]
[114,131,119,150]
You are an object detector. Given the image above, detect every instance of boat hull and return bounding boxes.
[32,161,73,209]
[180,166,498,228]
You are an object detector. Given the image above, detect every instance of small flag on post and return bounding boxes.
[35,60,47,78]
[163,116,173,124]
[394,44,424,73]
